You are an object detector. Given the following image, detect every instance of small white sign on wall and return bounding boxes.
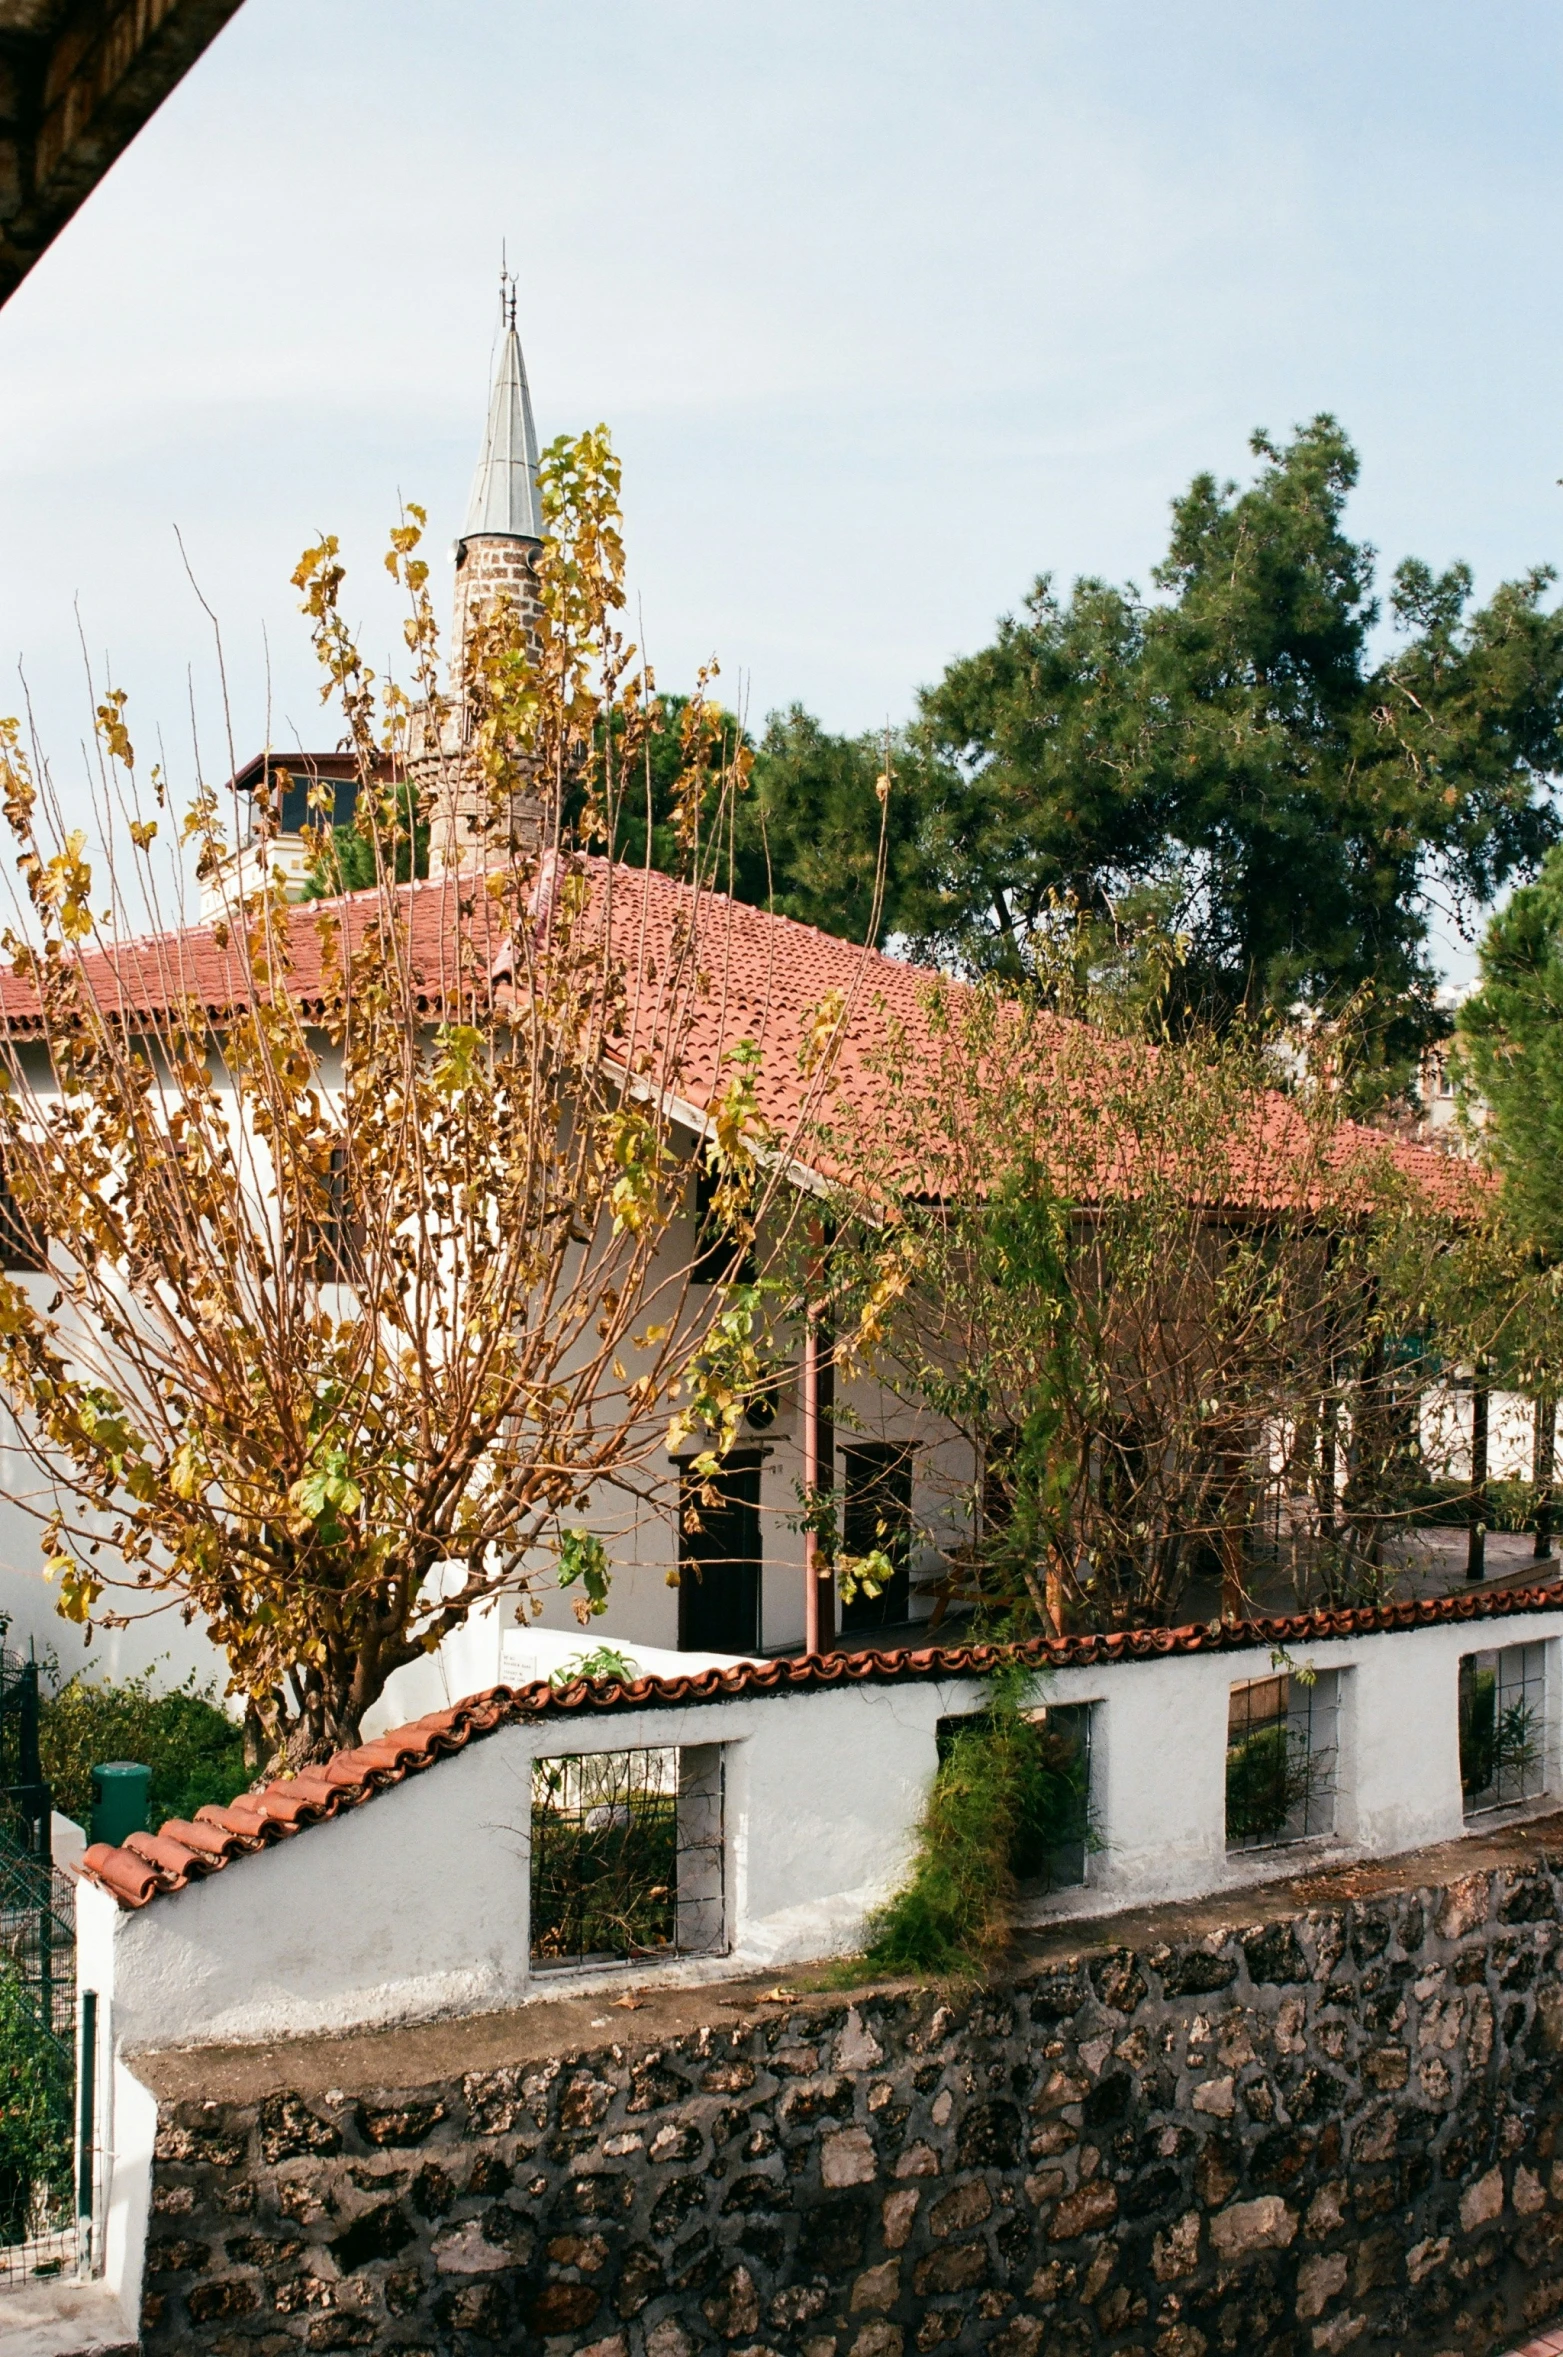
[501,1633,540,1689]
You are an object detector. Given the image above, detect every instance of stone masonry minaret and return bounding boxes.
[425,282,547,875]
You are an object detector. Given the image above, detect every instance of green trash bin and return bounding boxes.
[90,1761,151,1847]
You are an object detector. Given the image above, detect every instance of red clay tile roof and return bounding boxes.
[0,860,1475,1216]
[78,1576,1563,1911]
[0,864,938,1171]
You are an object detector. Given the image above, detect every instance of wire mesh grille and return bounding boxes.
[0,1827,81,2287]
[1226,1670,1339,1852]
[934,1703,1094,1896]
[1461,1642,1547,1816]
[0,1615,87,2291]
[529,1746,726,1972]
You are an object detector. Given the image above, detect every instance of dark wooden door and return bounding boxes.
[678,1453,762,1653]
[840,1444,913,1632]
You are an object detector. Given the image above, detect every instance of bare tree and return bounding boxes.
[813,972,1475,1632]
[0,432,814,1765]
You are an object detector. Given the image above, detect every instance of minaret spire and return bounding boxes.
[459,267,543,547]
[425,275,549,877]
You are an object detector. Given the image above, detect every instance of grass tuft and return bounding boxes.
[850,1663,1088,1982]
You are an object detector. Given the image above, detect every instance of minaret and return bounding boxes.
[426,278,547,876]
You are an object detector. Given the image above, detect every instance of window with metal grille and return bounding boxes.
[1226,1670,1340,1851]
[1022,1701,1093,1890]
[1460,1643,1547,1816]
[529,1744,726,1971]
[933,1700,1093,1893]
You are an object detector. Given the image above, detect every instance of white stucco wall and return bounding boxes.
[75,1879,157,2336]
[97,1674,959,2053]
[1422,1383,1557,1485]
[1022,1609,1560,1922]
[89,1602,1563,2060]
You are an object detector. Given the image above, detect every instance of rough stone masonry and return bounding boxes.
[133,1818,1563,2357]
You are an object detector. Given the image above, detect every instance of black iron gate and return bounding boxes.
[0,1619,86,2285]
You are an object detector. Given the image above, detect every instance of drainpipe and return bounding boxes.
[803,1316,820,1655]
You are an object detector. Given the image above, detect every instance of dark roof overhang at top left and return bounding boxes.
[0,0,248,307]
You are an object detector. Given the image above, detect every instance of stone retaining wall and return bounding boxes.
[136,1851,1563,2357]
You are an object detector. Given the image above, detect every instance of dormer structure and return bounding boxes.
[198,751,383,922]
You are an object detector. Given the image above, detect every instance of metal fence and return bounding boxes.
[0,1617,46,1854]
[0,1618,94,2291]
[0,1823,85,2286]
[1226,1668,1340,1852]
[529,1745,727,1971]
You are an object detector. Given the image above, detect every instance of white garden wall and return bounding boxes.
[80,1600,1563,2066]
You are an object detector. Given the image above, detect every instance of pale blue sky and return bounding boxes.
[2,0,1560,976]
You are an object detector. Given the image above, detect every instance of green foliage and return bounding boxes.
[1459,845,1563,1261]
[675,422,1563,1088]
[304,780,429,899]
[0,1963,71,2243]
[1382,1471,1542,1532]
[1225,1722,1313,1845]
[548,1644,639,1688]
[859,1668,1083,1977]
[908,578,1167,973]
[736,707,919,946]
[1459,1672,1539,1803]
[1123,422,1561,1073]
[556,1529,611,1623]
[809,967,1452,1632]
[38,1667,248,1830]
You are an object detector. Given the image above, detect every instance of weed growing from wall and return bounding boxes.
[853,1663,1082,1978]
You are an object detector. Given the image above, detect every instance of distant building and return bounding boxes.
[1413,985,1483,1153]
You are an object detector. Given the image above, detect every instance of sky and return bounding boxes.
[2,0,1561,979]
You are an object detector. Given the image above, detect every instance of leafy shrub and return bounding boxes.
[38,1668,248,1831]
[0,1962,71,2245]
[1387,1473,1542,1532]
[1225,1721,1314,1845]
[548,1645,640,1688]
[859,1667,1085,1978]
[1459,1670,1539,1803]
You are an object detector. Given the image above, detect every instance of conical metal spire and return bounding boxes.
[460,284,543,544]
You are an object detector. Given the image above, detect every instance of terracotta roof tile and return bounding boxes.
[0,860,1474,1217]
[77,1576,1563,1912]
[153,1816,236,1858]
